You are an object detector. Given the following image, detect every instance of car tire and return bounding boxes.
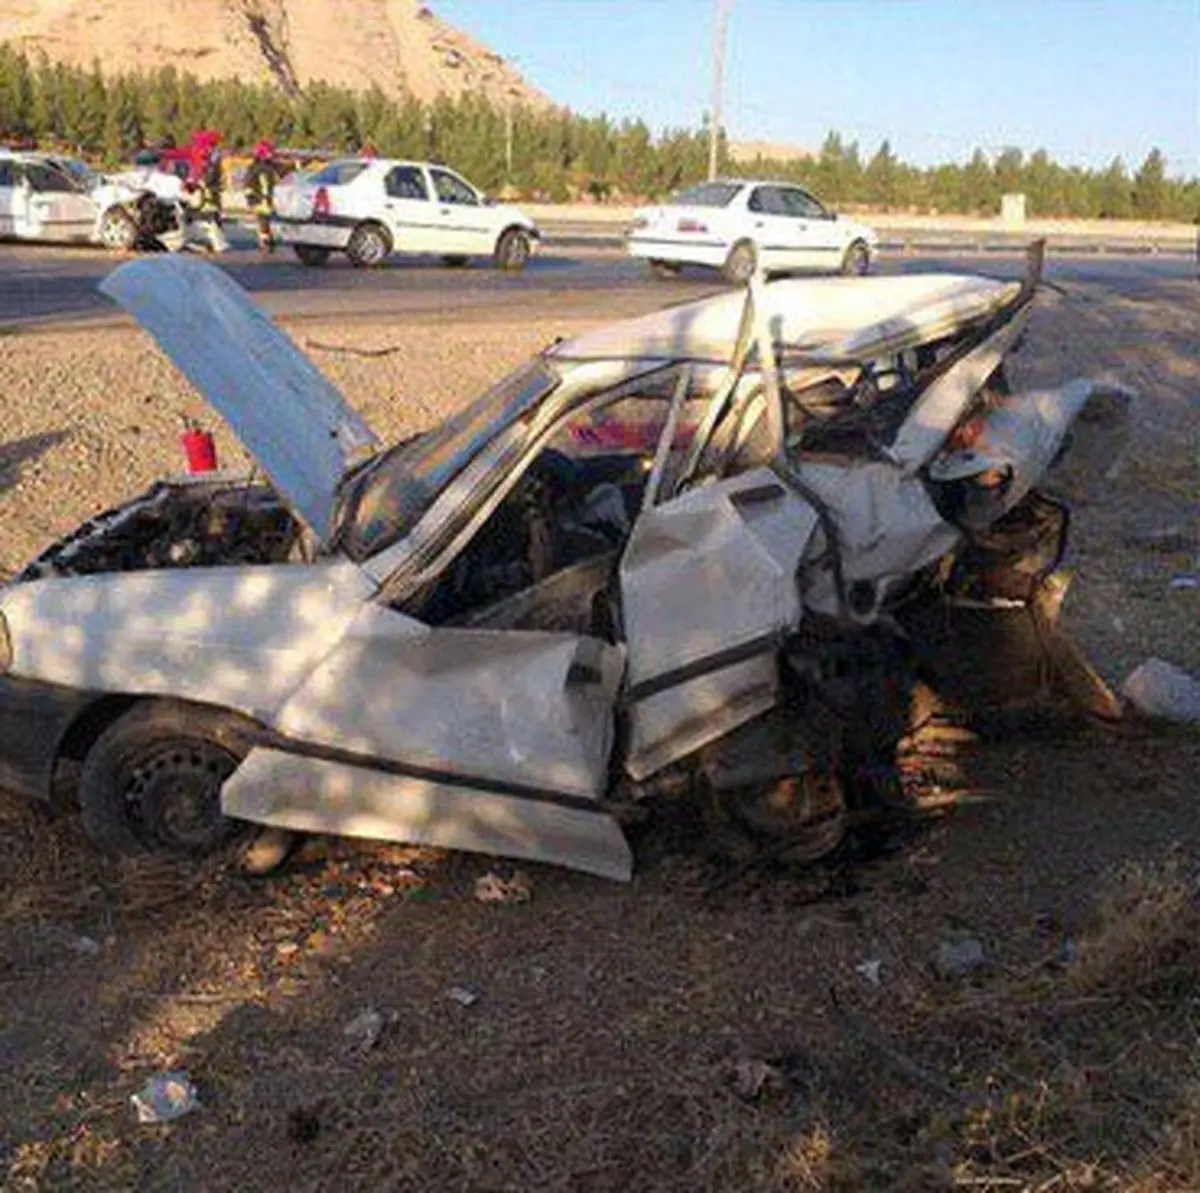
[840,240,871,276]
[78,702,253,856]
[494,228,532,272]
[98,207,138,252]
[346,222,392,269]
[722,240,757,286]
[293,245,331,267]
[648,259,681,280]
[441,254,470,268]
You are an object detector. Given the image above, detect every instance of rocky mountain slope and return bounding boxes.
[0,0,549,108]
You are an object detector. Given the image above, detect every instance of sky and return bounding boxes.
[435,0,1200,176]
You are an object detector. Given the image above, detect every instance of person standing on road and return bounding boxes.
[195,132,228,254]
[244,139,281,254]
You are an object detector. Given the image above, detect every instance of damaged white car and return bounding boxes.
[0,249,1129,881]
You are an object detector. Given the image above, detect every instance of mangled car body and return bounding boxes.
[0,251,1129,880]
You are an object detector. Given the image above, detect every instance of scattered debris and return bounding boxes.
[474,870,534,904]
[69,934,102,957]
[342,1008,385,1052]
[1169,574,1198,590]
[240,827,300,876]
[447,986,479,1007]
[729,1058,786,1101]
[935,936,986,979]
[131,1072,199,1123]
[1121,658,1200,725]
[855,958,883,986]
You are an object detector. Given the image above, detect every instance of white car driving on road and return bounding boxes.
[271,156,541,270]
[626,178,879,284]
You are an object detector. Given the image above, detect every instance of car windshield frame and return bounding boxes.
[336,356,561,561]
[670,181,743,208]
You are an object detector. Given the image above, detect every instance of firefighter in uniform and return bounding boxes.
[244,139,281,254]
[195,132,228,254]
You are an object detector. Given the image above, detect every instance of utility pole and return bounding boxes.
[707,0,733,180]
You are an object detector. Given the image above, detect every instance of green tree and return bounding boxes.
[78,61,108,152]
[103,75,143,160]
[1132,147,1167,219]
[1096,156,1132,218]
[865,139,899,209]
[962,148,994,213]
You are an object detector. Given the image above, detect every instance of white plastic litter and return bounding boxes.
[131,1072,199,1124]
[1120,658,1200,725]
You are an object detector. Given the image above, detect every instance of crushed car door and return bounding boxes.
[618,461,821,780]
[221,602,633,881]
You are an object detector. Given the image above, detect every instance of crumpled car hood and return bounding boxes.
[99,256,380,546]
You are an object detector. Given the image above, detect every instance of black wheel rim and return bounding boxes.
[125,741,238,852]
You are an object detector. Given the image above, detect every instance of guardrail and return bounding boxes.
[533,218,1200,259]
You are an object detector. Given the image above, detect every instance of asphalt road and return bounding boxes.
[0,239,1195,330]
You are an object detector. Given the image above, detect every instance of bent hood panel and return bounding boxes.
[100,257,380,543]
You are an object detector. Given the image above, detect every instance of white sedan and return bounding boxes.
[627,178,879,284]
[271,157,542,270]
[0,151,99,243]
[0,149,187,251]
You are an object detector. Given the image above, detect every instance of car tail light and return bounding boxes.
[313,186,331,217]
[677,217,708,234]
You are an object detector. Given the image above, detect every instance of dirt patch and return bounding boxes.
[0,282,1198,1190]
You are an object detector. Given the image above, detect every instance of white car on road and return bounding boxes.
[0,148,187,251]
[271,157,541,270]
[0,150,100,244]
[627,178,879,284]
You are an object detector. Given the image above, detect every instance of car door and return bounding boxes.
[221,600,633,881]
[381,163,441,255]
[780,186,842,271]
[20,162,97,242]
[614,350,821,780]
[427,166,496,256]
[745,184,803,272]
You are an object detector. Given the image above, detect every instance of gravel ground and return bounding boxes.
[0,281,1198,1191]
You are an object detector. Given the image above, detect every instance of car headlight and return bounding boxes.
[0,610,11,674]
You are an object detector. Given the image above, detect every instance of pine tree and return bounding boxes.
[865,139,898,209]
[1132,148,1167,220]
[1096,156,1133,219]
[78,60,108,153]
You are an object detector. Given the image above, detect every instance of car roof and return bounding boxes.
[549,274,1021,366]
[319,157,462,172]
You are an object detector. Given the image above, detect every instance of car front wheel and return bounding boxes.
[346,222,392,268]
[78,702,252,856]
[841,240,871,276]
[494,228,532,272]
[98,207,138,252]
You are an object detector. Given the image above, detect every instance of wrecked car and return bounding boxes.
[0,249,1129,881]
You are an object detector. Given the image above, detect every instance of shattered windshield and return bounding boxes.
[338,358,560,560]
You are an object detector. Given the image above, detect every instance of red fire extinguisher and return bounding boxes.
[180,416,218,474]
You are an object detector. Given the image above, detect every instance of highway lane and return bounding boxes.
[0,240,1194,330]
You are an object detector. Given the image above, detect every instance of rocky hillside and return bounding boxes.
[0,0,549,108]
